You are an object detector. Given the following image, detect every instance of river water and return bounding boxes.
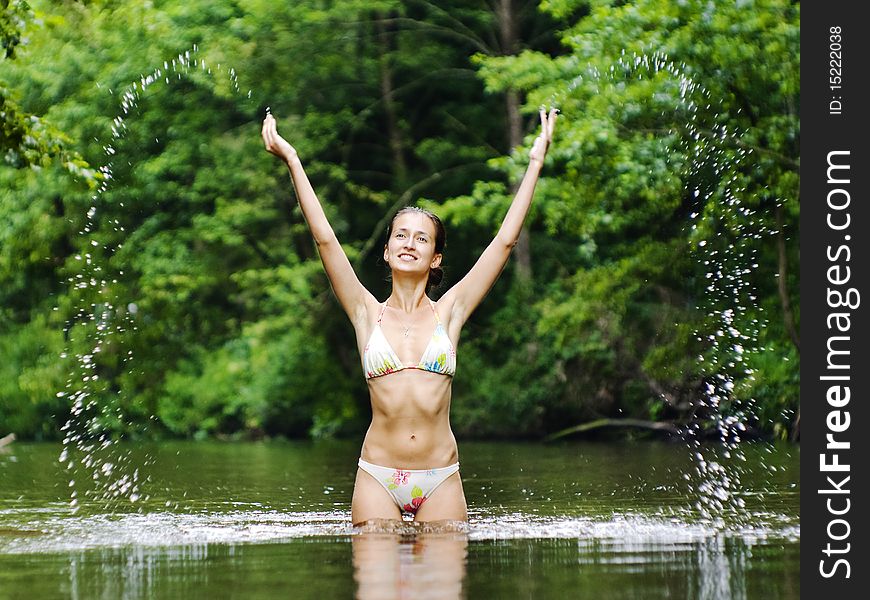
[0,440,798,599]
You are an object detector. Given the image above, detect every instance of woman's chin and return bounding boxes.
[391,263,427,276]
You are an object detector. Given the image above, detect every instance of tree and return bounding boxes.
[1,0,799,441]
[446,0,799,438]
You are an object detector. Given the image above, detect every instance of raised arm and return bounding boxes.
[441,108,557,327]
[261,114,373,326]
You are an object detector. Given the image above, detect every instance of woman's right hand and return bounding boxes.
[261,113,299,165]
[529,107,557,165]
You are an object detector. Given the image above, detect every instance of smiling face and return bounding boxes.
[384,211,442,276]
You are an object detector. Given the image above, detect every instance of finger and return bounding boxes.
[262,117,271,145]
[548,107,558,139]
[268,116,278,144]
[540,107,547,132]
[264,119,276,151]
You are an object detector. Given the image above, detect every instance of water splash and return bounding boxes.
[552,50,775,522]
[0,507,798,554]
[682,105,770,523]
[57,45,250,511]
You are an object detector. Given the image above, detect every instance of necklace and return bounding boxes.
[385,301,414,337]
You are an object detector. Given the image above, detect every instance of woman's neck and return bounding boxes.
[387,279,429,313]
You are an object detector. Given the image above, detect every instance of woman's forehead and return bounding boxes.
[393,212,435,235]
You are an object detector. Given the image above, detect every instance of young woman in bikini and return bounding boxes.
[261,108,556,525]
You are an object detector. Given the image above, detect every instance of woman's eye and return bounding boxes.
[417,237,428,243]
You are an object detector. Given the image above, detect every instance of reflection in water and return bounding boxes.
[353,525,468,600]
[67,545,213,600]
[695,537,746,600]
[0,515,800,600]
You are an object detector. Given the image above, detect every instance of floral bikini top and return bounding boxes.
[363,300,457,379]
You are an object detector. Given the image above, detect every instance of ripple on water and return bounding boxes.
[0,508,798,555]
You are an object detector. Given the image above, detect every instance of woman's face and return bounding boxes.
[384,212,441,276]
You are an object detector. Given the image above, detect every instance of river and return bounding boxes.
[0,440,799,599]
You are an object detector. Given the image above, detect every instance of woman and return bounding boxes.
[261,108,556,525]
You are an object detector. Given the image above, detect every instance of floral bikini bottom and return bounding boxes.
[357,458,460,516]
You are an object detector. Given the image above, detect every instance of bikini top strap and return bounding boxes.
[427,299,442,324]
[376,301,388,324]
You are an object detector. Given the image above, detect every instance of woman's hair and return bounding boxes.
[385,206,446,293]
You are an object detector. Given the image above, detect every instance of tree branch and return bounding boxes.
[544,418,679,441]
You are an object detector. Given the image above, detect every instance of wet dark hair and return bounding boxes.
[385,206,446,293]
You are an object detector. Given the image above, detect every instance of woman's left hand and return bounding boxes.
[529,107,558,165]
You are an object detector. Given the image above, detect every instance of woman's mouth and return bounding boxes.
[398,253,417,261]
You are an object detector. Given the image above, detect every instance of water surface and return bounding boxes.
[0,440,799,599]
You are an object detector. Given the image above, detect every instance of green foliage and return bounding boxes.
[0,313,69,439]
[1,0,798,441]
[1,0,97,180]
[1,0,29,59]
[446,0,799,436]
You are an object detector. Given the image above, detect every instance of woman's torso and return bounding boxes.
[354,297,460,469]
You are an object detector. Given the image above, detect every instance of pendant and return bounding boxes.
[403,327,411,337]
